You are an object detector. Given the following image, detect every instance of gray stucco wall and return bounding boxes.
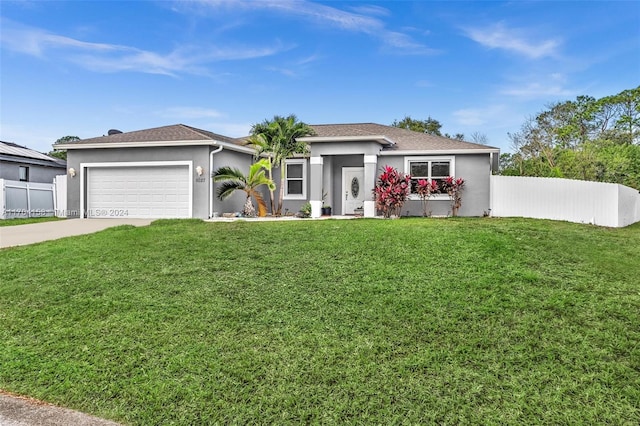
[0,161,65,184]
[379,153,492,217]
[310,141,382,157]
[280,152,492,217]
[66,146,211,219]
[211,149,253,215]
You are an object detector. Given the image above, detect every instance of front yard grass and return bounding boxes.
[0,218,638,424]
[0,216,62,227]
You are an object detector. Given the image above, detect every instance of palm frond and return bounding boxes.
[212,166,247,183]
[216,181,246,200]
[214,160,275,205]
[246,134,269,160]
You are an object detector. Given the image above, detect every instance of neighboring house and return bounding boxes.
[55,123,499,219]
[0,141,67,183]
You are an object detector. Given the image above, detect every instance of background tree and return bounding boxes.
[392,116,487,143]
[47,135,79,160]
[391,116,443,135]
[470,132,489,145]
[212,159,275,217]
[250,114,315,215]
[499,85,640,189]
[444,132,465,141]
[611,87,640,144]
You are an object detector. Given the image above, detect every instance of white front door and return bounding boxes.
[342,167,365,215]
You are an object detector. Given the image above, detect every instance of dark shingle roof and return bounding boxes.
[63,122,497,154]
[309,123,498,151]
[66,124,242,146]
[0,141,66,166]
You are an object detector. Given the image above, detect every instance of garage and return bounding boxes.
[86,164,191,219]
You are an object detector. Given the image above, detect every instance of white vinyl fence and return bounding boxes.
[490,175,640,228]
[1,176,67,219]
[53,175,67,218]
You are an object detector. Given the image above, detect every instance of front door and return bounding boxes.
[342,167,365,215]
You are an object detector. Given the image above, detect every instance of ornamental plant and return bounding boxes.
[441,176,465,217]
[213,159,275,217]
[415,179,439,217]
[373,166,411,218]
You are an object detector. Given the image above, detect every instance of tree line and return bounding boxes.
[500,86,640,189]
[391,116,488,145]
[50,86,639,193]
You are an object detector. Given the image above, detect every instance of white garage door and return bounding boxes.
[87,165,191,218]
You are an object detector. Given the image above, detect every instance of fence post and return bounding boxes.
[26,183,32,218]
[0,179,5,220]
[53,177,57,216]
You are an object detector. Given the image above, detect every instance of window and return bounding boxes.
[19,166,29,182]
[284,159,306,199]
[405,156,454,197]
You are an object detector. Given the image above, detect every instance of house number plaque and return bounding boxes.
[351,177,360,198]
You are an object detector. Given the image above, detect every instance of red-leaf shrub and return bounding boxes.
[415,179,439,217]
[373,166,411,218]
[441,176,465,216]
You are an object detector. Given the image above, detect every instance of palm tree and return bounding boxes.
[212,159,275,217]
[249,114,315,215]
[246,133,276,214]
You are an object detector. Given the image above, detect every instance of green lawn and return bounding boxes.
[0,216,62,227]
[1,218,638,424]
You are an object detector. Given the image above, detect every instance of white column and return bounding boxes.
[310,156,323,218]
[363,155,378,218]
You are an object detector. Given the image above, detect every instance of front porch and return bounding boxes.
[296,133,392,219]
[307,153,379,218]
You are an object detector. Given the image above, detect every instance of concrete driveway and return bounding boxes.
[0,218,153,248]
[0,391,122,426]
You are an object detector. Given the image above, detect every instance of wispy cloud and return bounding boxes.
[501,82,574,98]
[500,73,575,99]
[347,4,391,17]
[207,121,252,138]
[296,54,321,65]
[266,66,298,77]
[453,108,487,126]
[453,105,507,127]
[383,31,434,53]
[156,106,250,136]
[159,107,224,119]
[189,0,436,54]
[464,22,561,59]
[0,18,287,76]
[265,53,321,78]
[1,19,128,57]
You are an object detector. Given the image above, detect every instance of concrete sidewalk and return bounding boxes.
[0,218,153,248]
[0,392,122,426]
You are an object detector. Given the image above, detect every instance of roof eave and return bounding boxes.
[297,135,394,145]
[380,148,500,156]
[216,141,256,154]
[55,139,256,154]
[0,154,67,168]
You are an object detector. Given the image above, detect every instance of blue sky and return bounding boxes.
[1,1,638,154]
